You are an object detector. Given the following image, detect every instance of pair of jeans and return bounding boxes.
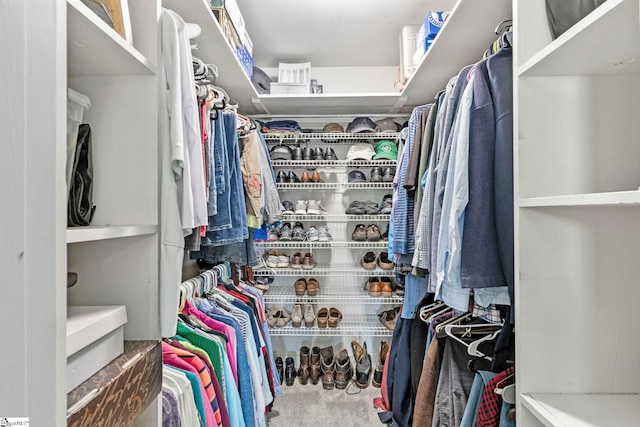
[205,112,248,245]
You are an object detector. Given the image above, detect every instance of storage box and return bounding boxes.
[270,82,310,94]
[237,45,253,80]
[414,11,449,64]
[210,0,246,44]
[67,340,162,426]
[66,305,127,393]
[67,89,91,193]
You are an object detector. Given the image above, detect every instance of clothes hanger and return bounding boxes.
[494,372,516,404]
[435,312,472,332]
[419,301,446,323]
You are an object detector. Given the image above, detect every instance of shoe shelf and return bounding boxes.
[280,214,390,222]
[271,160,397,168]
[263,286,404,305]
[254,241,389,249]
[263,132,400,143]
[276,182,393,190]
[253,266,395,277]
[268,314,394,337]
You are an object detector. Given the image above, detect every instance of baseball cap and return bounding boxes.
[346,117,378,133]
[346,143,376,161]
[323,123,344,133]
[375,118,400,133]
[348,170,367,183]
[269,145,293,160]
[372,140,398,160]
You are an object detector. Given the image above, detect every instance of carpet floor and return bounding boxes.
[267,380,385,426]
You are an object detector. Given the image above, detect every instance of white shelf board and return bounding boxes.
[67,0,156,76]
[519,190,640,207]
[162,0,259,111]
[253,93,407,116]
[66,305,127,357]
[67,225,158,243]
[518,0,640,76]
[401,0,513,107]
[521,393,640,427]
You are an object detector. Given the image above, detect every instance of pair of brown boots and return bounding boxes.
[297,346,352,390]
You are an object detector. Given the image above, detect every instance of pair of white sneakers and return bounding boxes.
[293,200,327,215]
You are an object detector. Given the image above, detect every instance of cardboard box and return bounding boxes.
[210,0,246,45]
[270,82,310,95]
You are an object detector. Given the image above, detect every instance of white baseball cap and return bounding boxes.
[346,143,376,161]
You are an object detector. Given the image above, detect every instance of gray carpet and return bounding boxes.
[267,380,385,426]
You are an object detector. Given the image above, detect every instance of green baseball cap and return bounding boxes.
[372,140,398,160]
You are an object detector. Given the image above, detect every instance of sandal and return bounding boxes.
[328,307,342,328]
[294,278,307,296]
[307,278,320,296]
[317,308,329,328]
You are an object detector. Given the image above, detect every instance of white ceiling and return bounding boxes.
[237,0,459,68]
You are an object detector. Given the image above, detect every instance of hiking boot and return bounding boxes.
[321,350,336,390]
[285,356,297,386]
[298,346,311,385]
[310,346,322,385]
[335,349,353,390]
[306,200,327,215]
[354,342,371,389]
[372,341,389,388]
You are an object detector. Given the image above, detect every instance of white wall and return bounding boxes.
[261,66,399,94]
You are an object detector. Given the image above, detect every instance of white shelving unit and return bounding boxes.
[272,160,398,168]
[254,266,396,277]
[269,314,394,337]
[276,182,393,190]
[264,286,404,305]
[1,1,161,425]
[254,241,389,249]
[162,0,512,115]
[515,0,640,425]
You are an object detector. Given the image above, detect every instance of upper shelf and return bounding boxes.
[67,0,156,76]
[518,0,640,76]
[164,0,512,115]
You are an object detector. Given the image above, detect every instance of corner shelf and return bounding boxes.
[264,286,403,305]
[67,0,156,76]
[67,225,158,244]
[253,266,395,277]
[268,314,394,337]
[254,241,389,249]
[271,160,397,168]
[518,0,640,76]
[276,182,392,190]
[521,393,640,427]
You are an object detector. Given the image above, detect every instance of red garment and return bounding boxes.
[476,365,515,427]
[373,338,392,412]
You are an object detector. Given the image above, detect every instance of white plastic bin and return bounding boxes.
[278,62,311,85]
[67,89,91,194]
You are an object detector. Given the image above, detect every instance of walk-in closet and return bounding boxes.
[2,0,638,426]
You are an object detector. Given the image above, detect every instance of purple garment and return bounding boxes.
[162,388,181,427]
